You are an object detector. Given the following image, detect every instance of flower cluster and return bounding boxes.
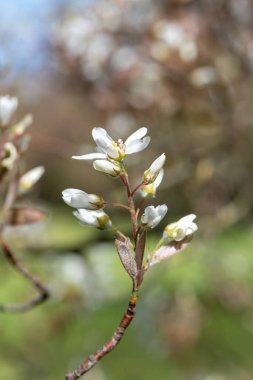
[63,126,198,380]
[0,95,44,190]
[73,127,150,177]
[62,188,111,229]
[0,95,49,314]
[63,126,198,245]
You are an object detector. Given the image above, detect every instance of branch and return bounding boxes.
[65,290,139,380]
[0,241,50,313]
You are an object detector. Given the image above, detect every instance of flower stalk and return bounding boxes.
[63,127,198,379]
[0,94,50,313]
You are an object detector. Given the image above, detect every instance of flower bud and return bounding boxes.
[1,142,18,170]
[62,188,103,209]
[18,166,45,194]
[144,153,166,182]
[141,204,168,229]
[163,214,198,243]
[0,96,18,126]
[12,114,33,137]
[93,159,121,177]
[73,209,112,229]
[140,169,164,198]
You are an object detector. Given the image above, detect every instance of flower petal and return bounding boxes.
[62,188,92,208]
[93,159,120,177]
[92,127,113,144]
[125,127,147,146]
[92,128,117,156]
[125,136,151,154]
[178,214,197,228]
[154,169,164,188]
[72,153,107,160]
[149,154,166,176]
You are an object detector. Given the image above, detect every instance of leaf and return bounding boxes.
[6,207,47,226]
[146,236,193,269]
[115,236,137,282]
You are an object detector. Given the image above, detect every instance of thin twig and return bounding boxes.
[103,202,131,212]
[131,181,145,197]
[120,173,137,240]
[0,241,50,313]
[65,290,139,380]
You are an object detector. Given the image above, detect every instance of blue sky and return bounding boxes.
[0,0,93,83]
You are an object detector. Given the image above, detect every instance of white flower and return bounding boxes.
[140,169,164,198]
[141,204,168,229]
[12,114,33,136]
[93,159,121,177]
[18,166,45,194]
[72,127,150,161]
[163,214,198,243]
[73,209,112,229]
[0,96,18,126]
[144,153,166,182]
[62,188,103,209]
[1,142,18,170]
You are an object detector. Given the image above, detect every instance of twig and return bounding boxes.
[0,240,50,313]
[103,202,131,212]
[65,290,139,380]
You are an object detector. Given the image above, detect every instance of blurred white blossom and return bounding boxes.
[1,142,18,170]
[18,166,45,194]
[0,96,18,126]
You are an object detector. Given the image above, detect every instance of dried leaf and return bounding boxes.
[146,236,193,269]
[6,207,47,226]
[115,236,137,281]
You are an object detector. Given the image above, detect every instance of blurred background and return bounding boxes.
[1,0,253,379]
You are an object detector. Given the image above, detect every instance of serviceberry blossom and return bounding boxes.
[93,159,121,177]
[1,142,18,170]
[12,114,33,137]
[18,166,45,194]
[140,169,164,198]
[72,127,150,161]
[143,153,166,182]
[62,188,103,209]
[141,204,168,229]
[163,214,198,243]
[63,126,198,380]
[73,208,112,229]
[0,96,18,126]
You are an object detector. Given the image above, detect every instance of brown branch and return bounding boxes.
[65,291,139,380]
[0,241,50,313]
[103,201,131,212]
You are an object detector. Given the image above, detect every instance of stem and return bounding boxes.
[143,238,164,271]
[103,202,131,212]
[2,170,19,220]
[0,241,50,313]
[65,290,139,380]
[131,181,145,197]
[120,173,137,242]
[136,197,145,219]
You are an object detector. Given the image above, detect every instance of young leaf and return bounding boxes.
[145,236,193,270]
[115,236,138,282]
